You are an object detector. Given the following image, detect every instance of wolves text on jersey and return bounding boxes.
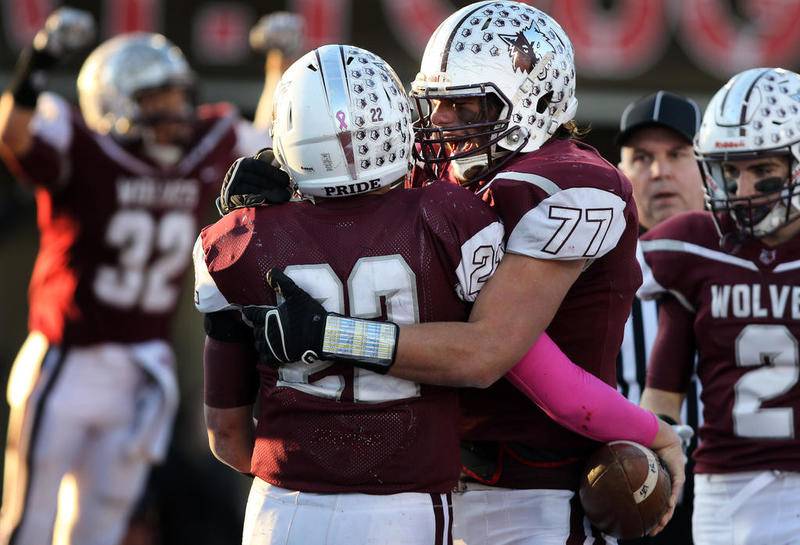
[116,176,201,209]
[711,283,800,319]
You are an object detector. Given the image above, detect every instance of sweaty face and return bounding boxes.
[429,96,501,145]
[136,86,194,146]
[619,127,705,230]
[427,95,502,183]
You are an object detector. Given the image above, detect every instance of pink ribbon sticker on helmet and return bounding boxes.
[336,110,348,130]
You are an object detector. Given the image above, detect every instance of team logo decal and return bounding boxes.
[499,31,537,74]
[499,24,561,76]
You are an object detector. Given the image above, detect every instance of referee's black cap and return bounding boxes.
[616,91,701,147]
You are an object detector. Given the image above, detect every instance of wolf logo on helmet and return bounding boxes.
[499,20,564,78]
[500,32,537,74]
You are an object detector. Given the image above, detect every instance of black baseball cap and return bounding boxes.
[616,91,701,147]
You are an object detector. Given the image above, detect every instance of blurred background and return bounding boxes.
[0,0,799,543]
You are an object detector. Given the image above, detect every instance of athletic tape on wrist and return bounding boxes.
[321,315,398,372]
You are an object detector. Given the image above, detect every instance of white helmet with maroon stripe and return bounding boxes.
[411,1,577,181]
[271,45,413,198]
[695,67,800,239]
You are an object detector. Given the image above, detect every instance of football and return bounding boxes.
[579,440,672,539]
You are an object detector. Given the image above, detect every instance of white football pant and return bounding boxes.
[694,470,800,545]
[243,479,453,545]
[0,333,177,545]
[452,484,618,545]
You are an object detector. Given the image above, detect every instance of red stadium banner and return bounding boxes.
[2,0,52,48]
[290,0,350,50]
[3,0,800,83]
[677,0,800,77]
[551,0,670,78]
[382,0,458,57]
[193,4,251,64]
[103,0,158,36]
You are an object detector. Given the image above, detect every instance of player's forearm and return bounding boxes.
[389,320,521,388]
[506,333,660,445]
[0,93,35,156]
[254,50,289,130]
[640,387,685,424]
[205,405,255,473]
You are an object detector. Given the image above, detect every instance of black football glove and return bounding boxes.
[216,149,292,216]
[242,268,399,373]
[8,7,95,108]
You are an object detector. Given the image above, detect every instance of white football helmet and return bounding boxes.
[271,45,413,198]
[411,0,577,182]
[77,33,195,140]
[695,67,800,239]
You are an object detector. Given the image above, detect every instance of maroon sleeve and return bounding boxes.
[646,296,697,393]
[12,94,79,188]
[203,337,259,408]
[13,136,64,187]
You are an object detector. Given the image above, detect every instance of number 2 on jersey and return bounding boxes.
[733,324,799,439]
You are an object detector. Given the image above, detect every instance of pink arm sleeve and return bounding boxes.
[506,333,659,446]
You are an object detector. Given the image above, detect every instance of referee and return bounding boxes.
[615,91,704,545]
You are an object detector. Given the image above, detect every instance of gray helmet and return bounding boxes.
[77,32,195,140]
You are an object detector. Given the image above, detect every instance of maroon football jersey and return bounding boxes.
[194,183,504,494]
[455,138,642,489]
[640,211,800,474]
[12,93,264,345]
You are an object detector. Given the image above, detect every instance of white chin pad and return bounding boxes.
[143,141,182,167]
[451,153,488,183]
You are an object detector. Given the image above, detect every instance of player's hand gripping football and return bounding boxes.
[249,12,305,58]
[243,268,399,373]
[646,418,687,536]
[216,149,292,216]
[34,7,96,58]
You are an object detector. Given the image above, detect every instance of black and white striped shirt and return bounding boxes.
[616,247,703,436]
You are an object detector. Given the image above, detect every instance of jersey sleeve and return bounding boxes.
[422,184,505,302]
[646,296,697,393]
[455,221,505,302]
[204,336,259,408]
[636,239,669,300]
[14,93,74,187]
[637,216,709,313]
[193,234,234,313]
[234,118,270,157]
[488,173,628,261]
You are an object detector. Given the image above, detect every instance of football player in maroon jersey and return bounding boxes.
[639,67,800,545]
[227,2,686,544]
[194,44,505,545]
[199,40,685,545]
[0,7,283,545]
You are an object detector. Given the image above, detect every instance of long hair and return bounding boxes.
[555,119,591,140]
